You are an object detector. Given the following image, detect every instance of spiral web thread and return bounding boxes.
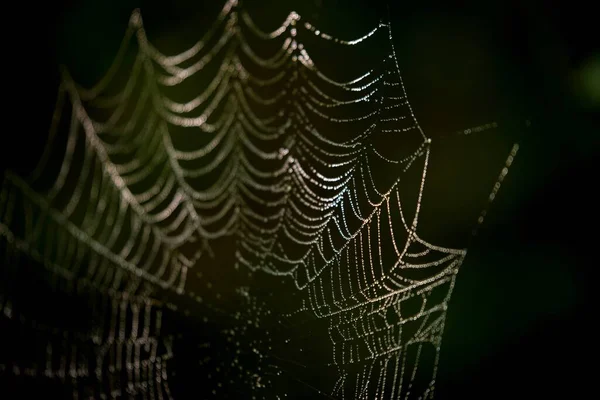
[0,0,519,398]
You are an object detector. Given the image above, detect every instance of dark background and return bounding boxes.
[2,0,597,398]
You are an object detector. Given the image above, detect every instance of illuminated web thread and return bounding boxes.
[0,0,519,398]
[0,234,174,399]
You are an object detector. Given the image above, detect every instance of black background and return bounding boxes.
[2,0,597,398]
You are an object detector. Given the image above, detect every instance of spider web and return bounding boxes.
[0,0,519,398]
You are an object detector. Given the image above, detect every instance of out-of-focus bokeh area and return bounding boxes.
[2,0,597,398]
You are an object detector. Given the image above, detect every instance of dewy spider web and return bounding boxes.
[0,0,519,398]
